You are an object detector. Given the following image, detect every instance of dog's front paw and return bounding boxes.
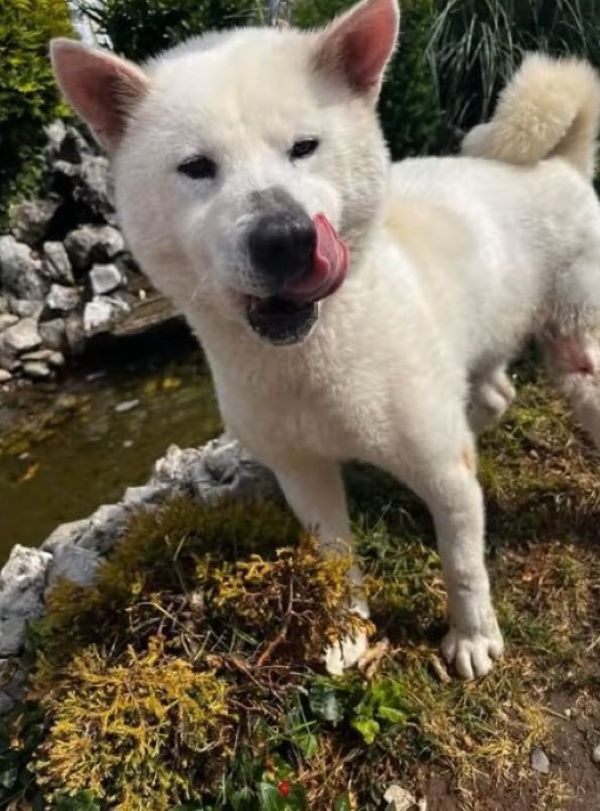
[441,622,504,680]
[325,629,369,676]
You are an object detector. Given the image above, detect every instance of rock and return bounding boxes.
[42,518,90,553]
[190,437,277,502]
[531,747,550,774]
[23,360,52,380]
[76,155,115,221]
[77,503,132,554]
[593,743,600,763]
[65,225,125,271]
[45,119,92,164]
[0,689,14,716]
[47,544,101,590]
[8,197,61,246]
[0,296,7,314]
[20,349,65,368]
[41,241,74,285]
[123,484,168,507]
[0,545,52,636]
[65,312,86,355]
[20,349,64,370]
[8,298,44,319]
[46,283,81,313]
[83,295,130,335]
[0,369,12,383]
[383,785,419,811]
[0,314,18,332]
[114,398,139,414]
[90,262,123,295]
[39,318,67,351]
[0,616,27,658]
[0,235,46,300]
[1,318,42,355]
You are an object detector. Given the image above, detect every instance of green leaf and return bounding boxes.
[0,763,18,790]
[351,716,381,745]
[334,793,353,811]
[285,784,307,811]
[229,785,256,811]
[258,782,285,811]
[308,680,345,724]
[55,791,101,811]
[377,705,407,724]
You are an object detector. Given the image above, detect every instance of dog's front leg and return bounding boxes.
[274,456,368,674]
[424,457,504,680]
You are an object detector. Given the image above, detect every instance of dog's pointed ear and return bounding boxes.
[314,0,400,97]
[50,38,149,151]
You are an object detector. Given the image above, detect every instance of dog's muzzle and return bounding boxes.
[245,202,349,345]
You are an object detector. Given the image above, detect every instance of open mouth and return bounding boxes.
[245,212,348,346]
[246,296,318,345]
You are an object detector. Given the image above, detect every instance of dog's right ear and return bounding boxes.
[314,0,400,99]
[50,39,149,152]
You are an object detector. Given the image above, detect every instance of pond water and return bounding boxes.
[0,340,221,563]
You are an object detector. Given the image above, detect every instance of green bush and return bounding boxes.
[0,0,73,227]
[77,0,265,62]
[429,0,600,146]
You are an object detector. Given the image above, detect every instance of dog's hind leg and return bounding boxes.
[542,325,600,452]
[468,366,516,435]
[274,456,368,675]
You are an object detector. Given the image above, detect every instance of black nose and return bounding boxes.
[248,211,316,286]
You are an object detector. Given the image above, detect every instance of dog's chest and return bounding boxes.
[213,350,389,464]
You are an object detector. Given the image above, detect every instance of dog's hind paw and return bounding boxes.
[325,629,369,676]
[441,624,504,680]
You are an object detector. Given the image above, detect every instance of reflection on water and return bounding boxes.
[0,348,221,563]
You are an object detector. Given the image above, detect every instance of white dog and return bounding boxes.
[51,0,600,679]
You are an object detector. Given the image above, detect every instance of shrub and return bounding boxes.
[0,0,73,226]
[77,0,264,62]
[428,0,600,146]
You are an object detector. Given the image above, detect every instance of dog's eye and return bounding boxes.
[177,156,218,180]
[289,138,320,160]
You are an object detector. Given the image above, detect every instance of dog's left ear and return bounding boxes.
[314,0,400,98]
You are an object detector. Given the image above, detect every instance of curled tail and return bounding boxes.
[462,53,600,180]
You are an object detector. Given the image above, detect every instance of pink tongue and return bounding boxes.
[281,212,349,304]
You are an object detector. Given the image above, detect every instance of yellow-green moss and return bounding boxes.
[30,637,230,811]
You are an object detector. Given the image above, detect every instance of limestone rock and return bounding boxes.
[1,318,42,355]
[90,262,123,295]
[47,544,101,590]
[39,318,67,352]
[0,236,45,300]
[42,241,74,285]
[0,314,18,332]
[65,225,125,272]
[9,197,61,246]
[46,283,81,314]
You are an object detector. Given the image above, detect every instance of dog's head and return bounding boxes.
[51,0,398,346]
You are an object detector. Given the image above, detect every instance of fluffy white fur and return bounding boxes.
[51,0,600,679]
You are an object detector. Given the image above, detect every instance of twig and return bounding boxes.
[256,581,294,667]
